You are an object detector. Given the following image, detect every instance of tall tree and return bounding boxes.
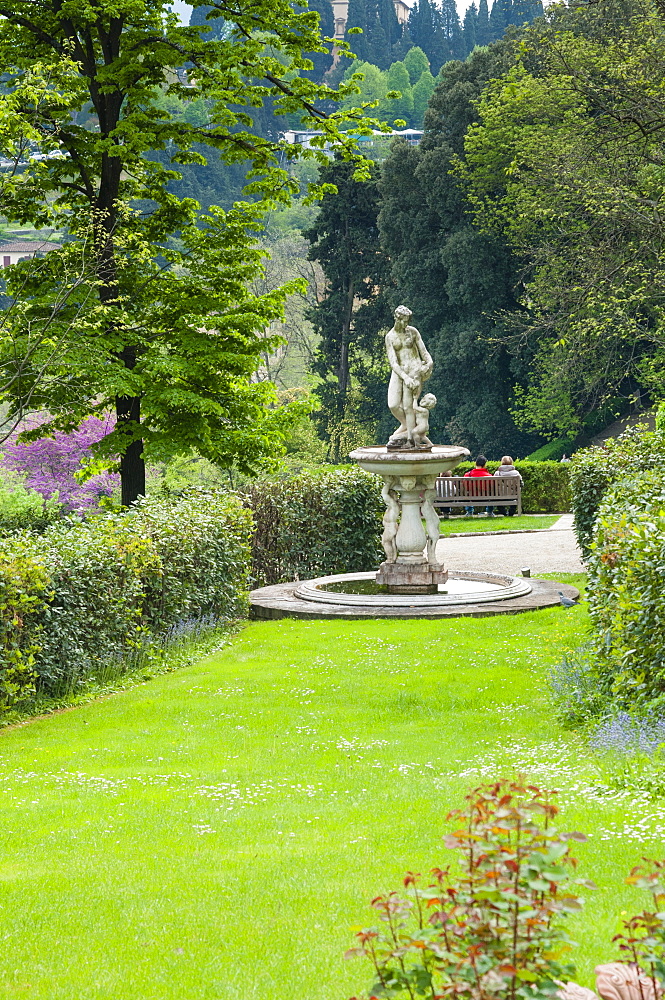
[403,45,431,84]
[384,61,414,124]
[476,0,492,44]
[378,42,541,456]
[305,160,393,458]
[412,68,436,125]
[441,0,466,60]
[489,0,512,39]
[0,0,375,504]
[303,0,336,81]
[345,0,370,61]
[408,0,446,73]
[463,3,479,54]
[460,0,664,437]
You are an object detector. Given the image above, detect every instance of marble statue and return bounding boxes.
[555,963,663,1000]
[595,964,662,1000]
[386,305,434,450]
[413,393,436,449]
[381,478,399,563]
[420,481,440,566]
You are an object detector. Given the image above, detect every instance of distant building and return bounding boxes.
[0,239,58,268]
[282,127,423,150]
[332,0,411,38]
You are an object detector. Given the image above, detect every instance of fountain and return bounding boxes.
[250,306,579,619]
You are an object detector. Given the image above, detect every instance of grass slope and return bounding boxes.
[0,582,655,999]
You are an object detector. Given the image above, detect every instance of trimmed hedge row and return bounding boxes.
[586,468,665,712]
[452,461,570,514]
[569,425,665,555]
[244,467,384,587]
[0,491,252,707]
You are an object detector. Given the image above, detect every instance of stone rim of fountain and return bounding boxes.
[295,570,532,608]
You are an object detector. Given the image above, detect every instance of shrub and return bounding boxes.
[585,469,665,711]
[0,535,50,707]
[452,461,570,513]
[0,467,62,534]
[569,424,665,555]
[347,779,591,1000]
[0,491,252,701]
[243,467,383,586]
[525,437,575,461]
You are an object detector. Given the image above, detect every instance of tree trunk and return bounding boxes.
[116,392,145,506]
[337,277,355,412]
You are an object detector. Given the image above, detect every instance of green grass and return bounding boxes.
[438,513,560,533]
[0,579,655,999]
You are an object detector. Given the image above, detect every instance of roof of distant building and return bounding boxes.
[0,239,58,254]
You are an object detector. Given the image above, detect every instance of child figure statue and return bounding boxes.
[412,393,436,450]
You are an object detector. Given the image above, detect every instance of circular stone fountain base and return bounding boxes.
[250,571,579,620]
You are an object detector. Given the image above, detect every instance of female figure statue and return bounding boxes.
[385,305,434,449]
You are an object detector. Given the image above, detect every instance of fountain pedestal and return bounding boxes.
[349,445,470,594]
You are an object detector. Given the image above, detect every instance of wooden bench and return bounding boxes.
[434,476,522,515]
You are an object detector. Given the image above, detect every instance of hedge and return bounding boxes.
[586,468,665,712]
[0,491,252,706]
[243,467,384,586]
[569,425,665,555]
[452,461,570,514]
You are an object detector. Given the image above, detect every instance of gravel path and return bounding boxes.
[435,514,585,576]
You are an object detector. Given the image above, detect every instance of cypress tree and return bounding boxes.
[345,0,369,61]
[378,0,402,54]
[408,0,445,73]
[463,3,478,55]
[440,0,465,61]
[489,0,511,39]
[303,0,335,81]
[475,0,492,44]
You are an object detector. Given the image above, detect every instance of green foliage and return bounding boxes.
[243,467,383,586]
[453,461,570,513]
[0,0,380,505]
[305,159,393,460]
[383,61,413,124]
[411,68,436,126]
[347,779,590,1000]
[586,469,665,711]
[568,426,665,555]
[0,492,252,697]
[378,42,541,458]
[0,467,62,535]
[0,535,50,708]
[526,438,575,462]
[459,1,663,438]
[403,46,430,84]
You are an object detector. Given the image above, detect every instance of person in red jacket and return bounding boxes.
[463,455,493,516]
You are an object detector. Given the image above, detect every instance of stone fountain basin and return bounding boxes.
[295,571,532,607]
[349,445,470,478]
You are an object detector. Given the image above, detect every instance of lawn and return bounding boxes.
[0,579,656,999]
[438,514,560,533]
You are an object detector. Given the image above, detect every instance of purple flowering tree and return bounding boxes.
[2,416,120,511]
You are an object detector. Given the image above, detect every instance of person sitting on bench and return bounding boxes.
[493,455,522,516]
[463,455,493,516]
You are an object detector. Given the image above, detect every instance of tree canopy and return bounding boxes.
[0,0,376,503]
[459,0,665,437]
